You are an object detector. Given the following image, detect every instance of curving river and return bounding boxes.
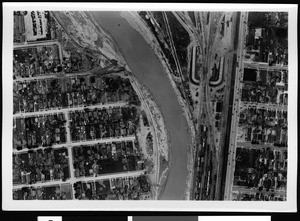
[91,11,191,200]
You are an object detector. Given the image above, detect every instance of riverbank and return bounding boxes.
[91,11,192,199]
[184,144,197,200]
[54,10,169,200]
[121,11,196,199]
[87,11,171,199]
[53,11,126,66]
[129,72,171,199]
[121,11,196,141]
[130,74,170,160]
[85,11,130,71]
[82,10,172,200]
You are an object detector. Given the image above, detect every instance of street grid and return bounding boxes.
[12,33,149,200]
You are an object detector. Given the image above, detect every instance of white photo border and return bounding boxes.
[2,3,298,212]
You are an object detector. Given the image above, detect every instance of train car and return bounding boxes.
[219,56,225,78]
[206,170,211,196]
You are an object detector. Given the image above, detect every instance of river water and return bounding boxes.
[91,11,191,200]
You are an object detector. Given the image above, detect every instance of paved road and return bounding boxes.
[14,74,60,82]
[240,102,287,111]
[13,101,127,118]
[244,61,288,71]
[13,65,119,83]
[13,135,136,154]
[232,186,286,196]
[12,13,157,199]
[236,141,287,150]
[224,11,248,201]
[13,169,146,190]
[14,40,63,63]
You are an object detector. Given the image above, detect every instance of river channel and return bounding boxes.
[91,11,191,200]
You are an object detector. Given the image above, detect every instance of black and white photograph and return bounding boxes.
[2,3,297,212]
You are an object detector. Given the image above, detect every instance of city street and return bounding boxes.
[13,101,127,118]
[232,186,286,197]
[240,102,287,111]
[12,33,156,200]
[13,169,146,190]
[224,11,248,200]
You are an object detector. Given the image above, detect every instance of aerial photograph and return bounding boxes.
[11,10,288,202]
